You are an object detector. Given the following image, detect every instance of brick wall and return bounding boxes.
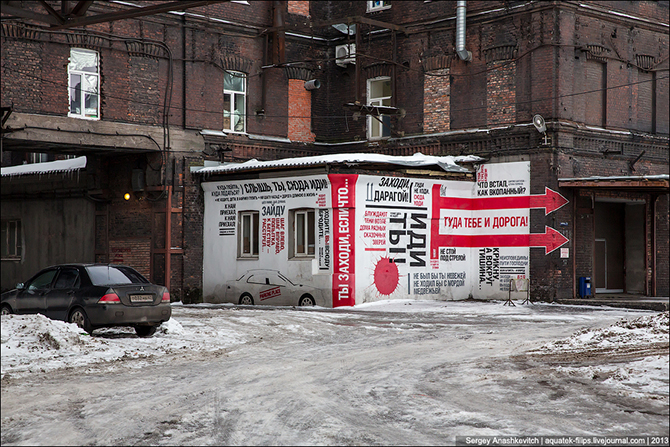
[0,40,45,112]
[109,239,151,279]
[288,1,310,16]
[423,69,450,133]
[574,190,595,296]
[288,79,316,142]
[487,62,516,125]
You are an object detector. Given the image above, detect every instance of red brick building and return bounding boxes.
[2,1,668,301]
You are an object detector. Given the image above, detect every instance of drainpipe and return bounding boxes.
[456,0,472,62]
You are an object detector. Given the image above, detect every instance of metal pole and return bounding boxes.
[165,185,172,290]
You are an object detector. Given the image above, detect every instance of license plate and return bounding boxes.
[130,294,154,303]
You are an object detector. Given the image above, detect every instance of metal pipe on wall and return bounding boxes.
[456,0,472,62]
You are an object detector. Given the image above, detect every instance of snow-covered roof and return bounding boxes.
[1,156,87,178]
[559,174,669,182]
[194,152,483,176]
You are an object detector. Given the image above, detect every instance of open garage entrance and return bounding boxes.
[560,174,668,299]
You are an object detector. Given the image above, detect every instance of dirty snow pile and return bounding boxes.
[0,312,242,377]
[529,312,669,399]
[529,311,669,354]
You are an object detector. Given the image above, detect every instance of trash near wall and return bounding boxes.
[201,161,568,307]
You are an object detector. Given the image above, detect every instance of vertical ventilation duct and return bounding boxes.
[456,0,472,62]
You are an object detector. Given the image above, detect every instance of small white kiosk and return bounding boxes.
[196,153,566,308]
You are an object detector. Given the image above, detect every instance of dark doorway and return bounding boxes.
[594,200,646,294]
[624,203,645,294]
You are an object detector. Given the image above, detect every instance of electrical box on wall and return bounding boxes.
[132,169,145,192]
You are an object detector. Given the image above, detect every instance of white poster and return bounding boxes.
[202,175,333,307]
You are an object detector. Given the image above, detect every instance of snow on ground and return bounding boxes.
[2,301,667,390]
[526,311,669,399]
[1,301,668,445]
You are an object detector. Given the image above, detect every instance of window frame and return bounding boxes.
[290,208,315,258]
[68,48,100,120]
[367,76,392,140]
[367,1,391,12]
[1,219,22,261]
[238,211,260,258]
[223,70,247,133]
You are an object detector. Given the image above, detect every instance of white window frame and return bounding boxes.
[224,71,247,133]
[367,76,392,140]
[290,209,315,258]
[1,219,22,260]
[68,48,100,120]
[367,1,391,12]
[238,211,259,258]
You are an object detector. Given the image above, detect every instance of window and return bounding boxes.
[28,153,51,164]
[238,211,259,257]
[1,220,22,260]
[224,71,246,133]
[86,265,149,285]
[367,1,391,12]
[68,48,100,119]
[290,209,315,257]
[27,269,57,291]
[367,77,392,139]
[54,268,81,289]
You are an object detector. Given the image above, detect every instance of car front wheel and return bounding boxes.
[135,325,157,337]
[69,308,92,334]
[1,305,12,315]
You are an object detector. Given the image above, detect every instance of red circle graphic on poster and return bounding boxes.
[373,256,400,296]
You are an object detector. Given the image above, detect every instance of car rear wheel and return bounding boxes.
[1,305,12,315]
[135,325,157,337]
[239,293,254,305]
[69,308,92,334]
[298,295,315,306]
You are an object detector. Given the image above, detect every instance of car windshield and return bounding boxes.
[86,266,149,285]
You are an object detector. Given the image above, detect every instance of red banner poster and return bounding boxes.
[329,174,358,307]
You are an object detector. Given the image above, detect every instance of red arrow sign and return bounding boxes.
[529,187,569,215]
[432,226,569,254]
[433,186,568,215]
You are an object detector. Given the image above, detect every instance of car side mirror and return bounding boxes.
[15,283,25,290]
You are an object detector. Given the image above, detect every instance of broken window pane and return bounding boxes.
[70,73,81,114]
